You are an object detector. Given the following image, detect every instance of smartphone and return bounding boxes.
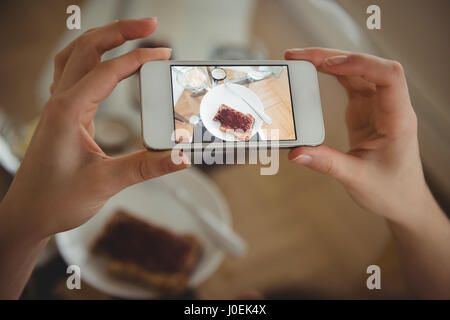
[140,60,324,151]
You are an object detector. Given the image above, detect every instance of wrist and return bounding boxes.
[387,181,448,233]
[0,197,49,247]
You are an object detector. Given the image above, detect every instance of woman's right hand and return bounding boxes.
[285,48,450,299]
[285,48,429,227]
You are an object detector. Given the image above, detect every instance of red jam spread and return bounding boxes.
[213,104,253,131]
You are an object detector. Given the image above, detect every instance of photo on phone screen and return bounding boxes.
[171,65,297,143]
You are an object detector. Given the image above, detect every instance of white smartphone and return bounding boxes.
[139,60,324,151]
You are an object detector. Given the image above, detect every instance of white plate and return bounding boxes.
[200,83,263,141]
[55,168,230,299]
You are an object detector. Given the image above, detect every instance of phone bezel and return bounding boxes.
[140,60,324,151]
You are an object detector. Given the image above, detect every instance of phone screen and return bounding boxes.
[170,65,296,143]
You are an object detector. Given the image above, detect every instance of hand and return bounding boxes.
[0,18,189,241]
[285,48,425,225]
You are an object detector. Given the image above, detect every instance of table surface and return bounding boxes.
[0,0,408,299]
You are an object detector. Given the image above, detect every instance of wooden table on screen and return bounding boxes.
[174,68,296,141]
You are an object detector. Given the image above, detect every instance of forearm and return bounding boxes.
[388,187,450,299]
[0,202,49,299]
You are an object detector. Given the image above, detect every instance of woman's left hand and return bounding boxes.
[0,18,189,241]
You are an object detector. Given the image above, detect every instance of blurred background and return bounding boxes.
[0,0,449,299]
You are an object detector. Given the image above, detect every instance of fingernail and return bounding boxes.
[287,48,304,52]
[285,48,303,54]
[181,153,191,166]
[142,17,157,22]
[292,154,312,165]
[170,151,190,166]
[324,55,348,66]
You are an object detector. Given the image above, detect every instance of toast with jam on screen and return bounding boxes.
[213,104,255,141]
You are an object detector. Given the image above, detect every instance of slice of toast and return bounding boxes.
[92,210,202,294]
[213,104,255,141]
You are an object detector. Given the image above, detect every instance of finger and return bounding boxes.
[321,53,406,87]
[51,27,103,93]
[285,47,354,78]
[286,47,404,86]
[322,53,412,114]
[285,47,348,69]
[337,75,376,96]
[51,41,76,95]
[285,47,407,95]
[68,47,171,107]
[105,150,190,192]
[285,47,375,92]
[55,18,158,93]
[288,145,361,185]
[82,18,158,55]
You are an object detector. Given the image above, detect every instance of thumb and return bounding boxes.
[288,145,359,184]
[105,150,190,192]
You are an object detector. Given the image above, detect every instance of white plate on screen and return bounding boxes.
[55,168,231,299]
[200,83,263,141]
